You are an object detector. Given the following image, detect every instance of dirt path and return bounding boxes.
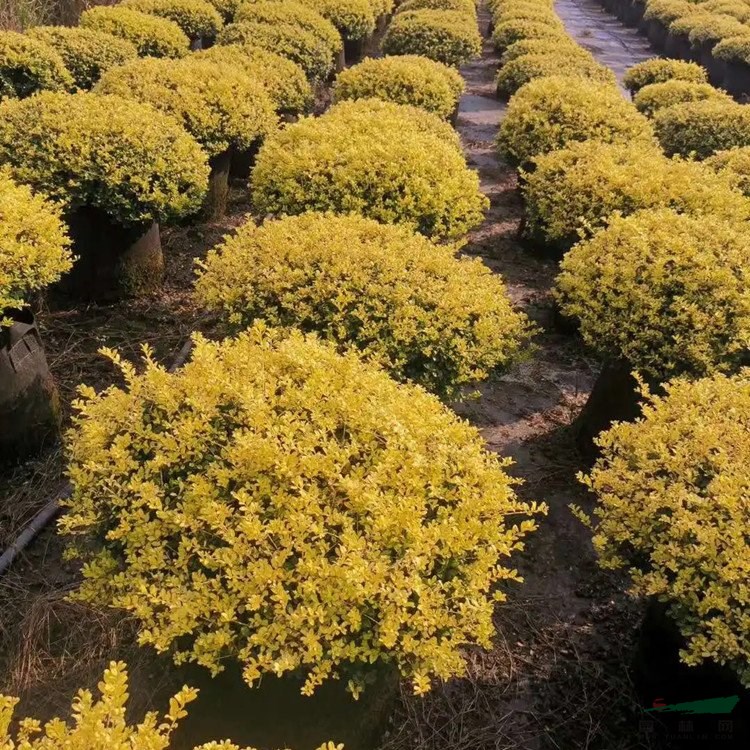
[380,9,656,750]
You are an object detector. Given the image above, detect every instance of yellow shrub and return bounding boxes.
[205,0,243,22]
[0,30,72,99]
[490,19,567,53]
[705,145,750,195]
[643,0,693,25]
[495,52,616,97]
[713,32,750,63]
[121,0,224,40]
[234,1,343,54]
[250,100,485,239]
[398,0,477,16]
[500,37,590,64]
[80,6,190,58]
[701,0,750,23]
[61,326,544,696]
[671,12,747,47]
[521,140,750,249]
[301,0,376,41]
[555,209,750,380]
[196,44,313,114]
[217,21,337,80]
[497,76,655,167]
[95,56,278,157]
[0,92,209,226]
[654,98,750,158]
[0,660,341,749]
[0,169,72,321]
[333,54,464,119]
[633,79,732,117]
[581,371,750,687]
[194,213,531,398]
[27,25,137,91]
[622,56,708,93]
[382,10,482,67]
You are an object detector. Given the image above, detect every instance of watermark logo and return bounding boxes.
[646,695,740,715]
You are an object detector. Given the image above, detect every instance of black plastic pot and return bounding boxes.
[205,148,232,219]
[624,0,646,28]
[695,41,726,87]
[574,359,652,457]
[0,309,60,463]
[722,59,750,99]
[645,18,669,51]
[665,31,694,61]
[169,662,399,750]
[60,207,163,302]
[344,37,365,66]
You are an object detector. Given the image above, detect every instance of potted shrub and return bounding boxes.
[205,0,243,23]
[713,33,750,97]
[382,9,482,66]
[194,213,532,399]
[398,0,477,16]
[95,57,277,218]
[79,5,190,59]
[0,171,72,462]
[303,0,377,64]
[578,371,750,691]
[0,30,72,99]
[684,15,746,85]
[27,25,138,91]
[250,99,487,240]
[554,208,750,449]
[653,97,750,158]
[197,44,313,117]
[0,92,208,301]
[633,79,732,117]
[521,140,750,254]
[60,327,544,741]
[496,75,655,169]
[490,19,567,54]
[622,56,707,94]
[495,52,616,98]
[641,0,692,51]
[121,0,224,49]
[217,20,339,81]
[500,37,591,65]
[0,661,341,749]
[332,54,464,120]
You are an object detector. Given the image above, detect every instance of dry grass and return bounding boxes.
[0,0,115,30]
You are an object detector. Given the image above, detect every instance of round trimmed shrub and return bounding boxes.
[234,1,343,53]
[633,79,732,117]
[80,6,190,58]
[196,44,313,114]
[642,0,693,25]
[654,98,750,158]
[302,0,377,41]
[61,326,543,696]
[500,37,590,64]
[0,169,72,319]
[497,76,655,167]
[205,0,243,21]
[399,0,476,14]
[95,56,277,157]
[217,21,337,80]
[0,30,73,100]
[495,53,616,97]
[491,19,567,54]
[0,92,209,226]
[195,213,531,398]
[333,54,463,119]
[675,12,747,48]
[250,100,485,239]
[382,10,482,67]
[0,661,324,749]
[27,26,137,91]
[555,208,750,380]
[121,0,224,40]
[701,0,750,23]
[705,145,750,196]
[623,57,708,93]
[581,371,750,688]
[713,33,750,64]
[522,140,750,250]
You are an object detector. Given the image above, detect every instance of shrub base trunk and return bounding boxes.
[60,207,163,301]
[0,309,60,464]
[205,149,232,219]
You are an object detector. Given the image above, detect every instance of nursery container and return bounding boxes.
[625,0,646,28]
[645,18,669,51]
[723,59,750,98]
[61,207,163,301]
[0,309,60,463]
[664,30,694,61]
[694,41,726,87]
[166,660,399,750]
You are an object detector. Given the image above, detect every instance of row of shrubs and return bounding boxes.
[1,1,549,745]
[490,0,750,691]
